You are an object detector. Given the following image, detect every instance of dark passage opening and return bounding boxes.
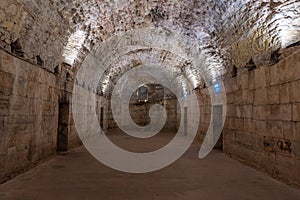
[213,105,223,150]
[57,103,69,152]
[100,107,104,134]
[184,107,188,136]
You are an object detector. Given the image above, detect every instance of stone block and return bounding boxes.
[234,145,260,165]
[239,73,249,90]
[236,105,242,118]
[275,154,298,182]
[279,83,290,104]
[0,118,8,156]
[224,117,235,130]
[235,118,244,131]
[241,90,253,104]
[293,103,300,122]
[0,70,14,96]
[292,141,300,158]
[226,93,235,104]
[259,152,276,174]
[15,131,31,151]
[226,104,236,117]
[9,96,29,116]
[27,66,39,82]
[12,76,27,97]
[0,95,9,115]
[269,104,292,121]
[42,115,57,134]
[243,105,253,119]
[234,90,244,105]
[46,73,56,87]
[27,81,41,99]
[224,78,239,93]
[267,85,280,105]
[13,58,29,80]
[65,81,74,93]
[248,70,255,90]
[27,98,37,116]
[255,67,268,88]
[7,116,35,135]
[289,80,300,103]
[243,119,255,133]
[235,132,257,149]
[41,101,57,116]
[282,122,296,140]
[40,85,51,101]
[266,121,283,138]
[270,60,289,85]
[0,52,16,75]
[295,122,300,141]
[255,135,266,151]
[286,53,300,82]
[255,120,267,136]
[37,69,47,84]
[254,88,268,105]
[253,105,269,120]
[223,129,235,142]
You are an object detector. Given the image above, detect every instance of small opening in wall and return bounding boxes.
[36,55,44,66]
[231,65,237,77]
[270,49,280,64]
[57,103,69,152]
[11,39,24,58]
[213,105,223,151]
[137,85,148,103]
[245,58,256,71]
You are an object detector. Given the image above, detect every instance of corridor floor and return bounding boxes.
[0,134,300,200]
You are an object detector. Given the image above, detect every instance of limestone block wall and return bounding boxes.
[0,49,80,183]
[196,88,211,142]
[105,84,178,133]
[196,47,300,186]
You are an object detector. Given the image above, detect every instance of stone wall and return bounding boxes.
[196,88,211,142]
[105,84,178,133]
[196,47,300,186]
[0,49,80,183]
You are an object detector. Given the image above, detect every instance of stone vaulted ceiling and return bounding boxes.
[1,0,300,94]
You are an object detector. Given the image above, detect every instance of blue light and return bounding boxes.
[214,83,220,93]
[183,92,188,99]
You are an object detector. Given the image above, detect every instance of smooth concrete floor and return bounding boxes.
[0,134,300,200]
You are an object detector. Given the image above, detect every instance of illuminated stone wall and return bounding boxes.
[197,46,300,187]
[0,49,80,183]
[104,84,178,133]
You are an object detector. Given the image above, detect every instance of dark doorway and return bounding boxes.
[213,105,223,150]
[100,107,104,134]
[184,107,188,136]
[57,103,69,152]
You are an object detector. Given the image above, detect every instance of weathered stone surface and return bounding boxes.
[254,88,268,105]
[269,104,292,121]
[290,80,300,103]
[292,103,300,122]
[0,50,80,183]
[268,85,280,105]
[221,51,300,186]
[0,71,14,96]
[279,83,290,104]
[255,67,268,89]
